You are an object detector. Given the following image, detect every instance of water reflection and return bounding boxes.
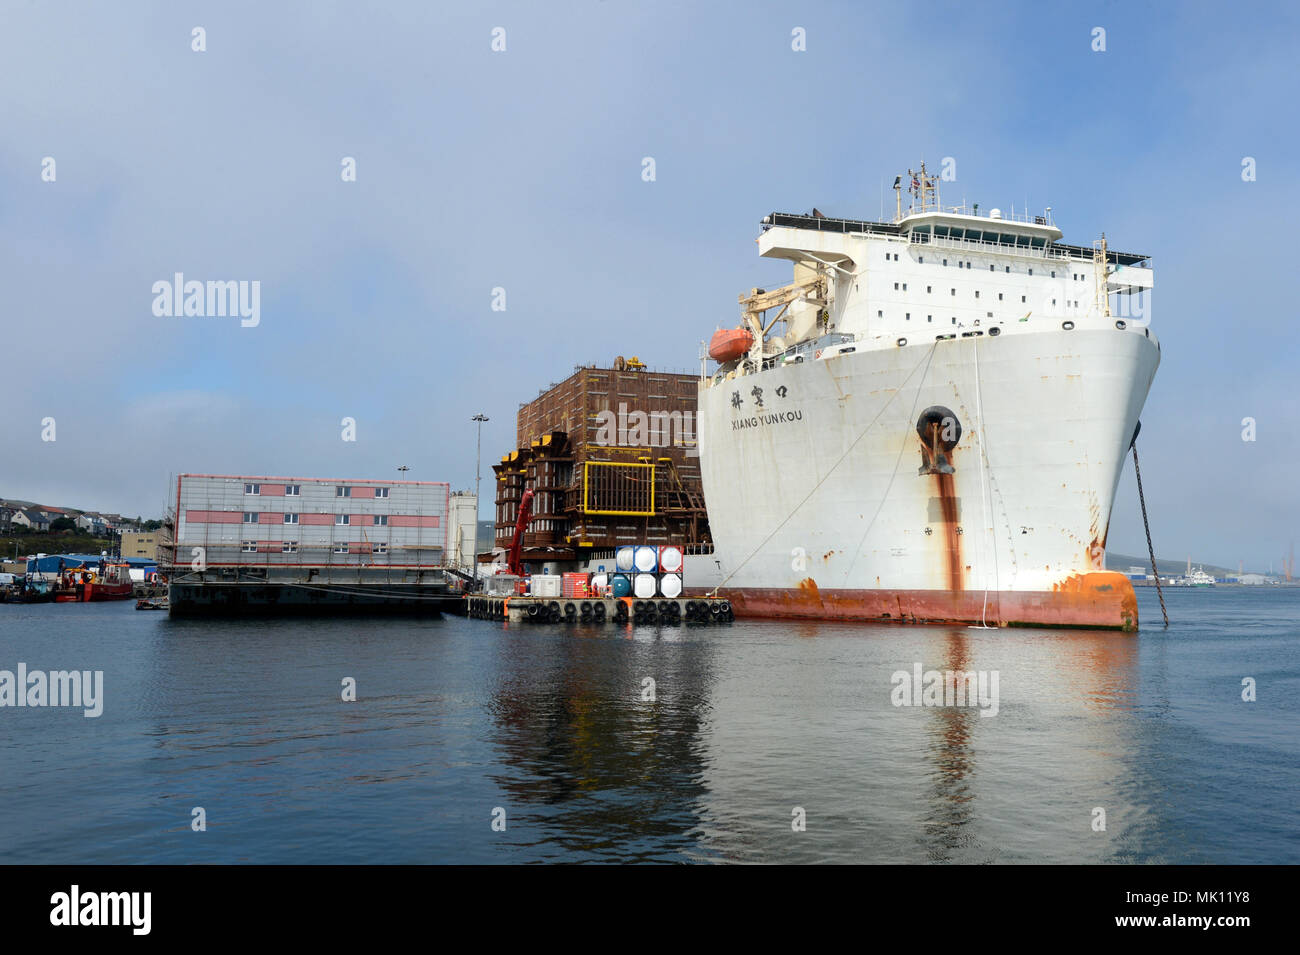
[917,626,1141,863]
[921,628,977,862]
[487,623,718,861]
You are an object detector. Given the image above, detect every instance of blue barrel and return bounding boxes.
[610,573,632,597]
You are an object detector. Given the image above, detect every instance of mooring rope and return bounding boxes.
[1131,439,1169,628]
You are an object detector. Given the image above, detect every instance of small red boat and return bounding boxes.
[54,561,135,602]
[708,327,754,363]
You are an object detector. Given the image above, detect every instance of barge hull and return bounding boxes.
[168,582,460,617]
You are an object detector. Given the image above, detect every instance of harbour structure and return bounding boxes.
[685,163,1160,630]
[163,473,473,615]
[467,593,733,625]
[490,360,710,570]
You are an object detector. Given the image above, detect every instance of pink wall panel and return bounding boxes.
[390,515,441,528]
[186,510,242,524]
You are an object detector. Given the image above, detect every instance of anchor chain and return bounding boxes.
[1131,436,1169,628]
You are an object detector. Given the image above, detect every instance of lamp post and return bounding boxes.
[471,414,489,582]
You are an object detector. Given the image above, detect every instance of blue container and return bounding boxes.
[610,573,632,597]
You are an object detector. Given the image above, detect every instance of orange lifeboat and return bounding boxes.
[708,327,754,363]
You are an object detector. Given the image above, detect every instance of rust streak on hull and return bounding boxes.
[934,469,963,591]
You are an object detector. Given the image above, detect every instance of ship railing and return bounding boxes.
[908,231,1078,261]
[901,202,1055,227]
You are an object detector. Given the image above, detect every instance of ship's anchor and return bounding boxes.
[916,406,961,475]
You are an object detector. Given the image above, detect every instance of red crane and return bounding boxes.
[506,487,534,577]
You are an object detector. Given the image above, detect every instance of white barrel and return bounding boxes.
[658,573,682,598]
[615,546,636,571]
[633,573,657,598]
[659,545,683,573]
[590,572,608,593]
[633,545,658,573]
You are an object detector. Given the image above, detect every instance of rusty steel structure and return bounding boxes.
[490,361,710,564]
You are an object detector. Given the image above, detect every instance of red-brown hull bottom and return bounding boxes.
[685,571,1139,632]
[55,583,134,602]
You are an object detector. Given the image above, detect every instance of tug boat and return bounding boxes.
[54,561,135,602]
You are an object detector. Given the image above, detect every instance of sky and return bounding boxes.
[1,0,1297,572]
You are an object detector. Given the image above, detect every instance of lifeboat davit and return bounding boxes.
[709,327,754,363]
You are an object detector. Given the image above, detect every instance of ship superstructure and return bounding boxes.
[686,163,1160,630]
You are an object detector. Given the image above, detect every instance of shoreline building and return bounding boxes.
[164,473,471,615]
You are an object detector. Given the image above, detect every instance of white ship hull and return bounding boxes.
[686,327,1160,630]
